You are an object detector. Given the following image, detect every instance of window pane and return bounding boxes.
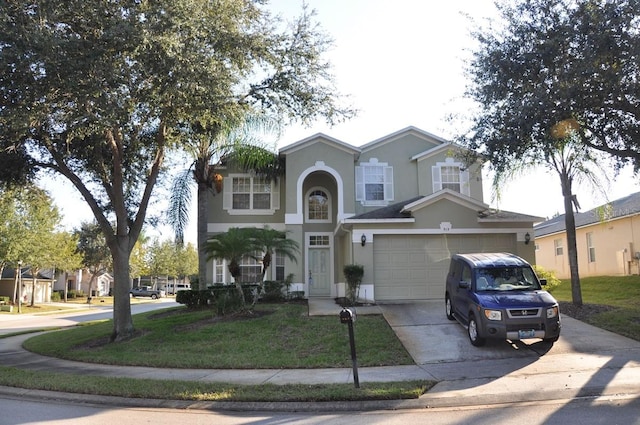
[310,235,330,246]
[233,193,250,209]
[253,178,271,193]
[275,252,285,281]
[233,177,251,192]
[308,190,329,220]
[441,166,461,192]
[253,193,271,209]
[365,183,384,200]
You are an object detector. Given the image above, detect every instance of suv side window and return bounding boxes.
[461,264,472,286]
[448,259,461,281]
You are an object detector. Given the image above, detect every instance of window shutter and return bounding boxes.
[271,179,280,210]
[460,169,470,196]
[432,166,442,193]
[355,166,364,201]
[223,175,232,210]
[384,166,394,201]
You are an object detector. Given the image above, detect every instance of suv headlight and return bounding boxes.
[484,309,502,321]
[547,306,559,319]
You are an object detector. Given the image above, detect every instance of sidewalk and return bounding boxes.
[1,298,639,412]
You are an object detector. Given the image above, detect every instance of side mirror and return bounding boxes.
[539,278,548,286]
[458,280,470,289]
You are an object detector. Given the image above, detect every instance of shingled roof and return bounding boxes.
[347,196,424,220]
[534,191,640,237]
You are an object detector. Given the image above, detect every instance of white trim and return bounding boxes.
[207,223,286,233]
[359,227,532,235]
[403,189,487,212]
[279,133,359,155]
[359,126,449,152]
[294,161,347,222]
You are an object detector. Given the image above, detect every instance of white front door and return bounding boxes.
[307,234,331,297]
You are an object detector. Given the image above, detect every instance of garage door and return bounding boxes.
[373,234,516,301]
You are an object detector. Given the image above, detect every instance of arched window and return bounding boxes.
[307,188,330,222]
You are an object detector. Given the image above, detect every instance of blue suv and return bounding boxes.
[445,253,561,346]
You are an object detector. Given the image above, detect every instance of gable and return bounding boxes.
[279,133,359,156]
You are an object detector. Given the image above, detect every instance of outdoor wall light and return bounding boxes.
[524,232,531,245]
[361,234,367,246]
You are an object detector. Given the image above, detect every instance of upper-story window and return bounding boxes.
[223,174,279,215]
[554,239,564,256]
[307,188,330,222]
[432,157,470,196]
[355,158,394,206]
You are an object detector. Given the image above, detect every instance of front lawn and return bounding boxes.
[550,275,640,341]
[23,302,414,369]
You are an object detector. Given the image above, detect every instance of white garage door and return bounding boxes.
[373,234,516,301]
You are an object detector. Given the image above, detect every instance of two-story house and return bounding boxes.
[206,126,541,302]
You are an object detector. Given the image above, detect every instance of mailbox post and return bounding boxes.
[339,307,359,388]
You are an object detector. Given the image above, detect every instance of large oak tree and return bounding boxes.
[460,0,640,306]
[0,0,353,340]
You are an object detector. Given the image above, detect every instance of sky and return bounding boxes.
[44,0,640,243]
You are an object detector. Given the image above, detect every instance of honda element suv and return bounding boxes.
[445,253,561,346]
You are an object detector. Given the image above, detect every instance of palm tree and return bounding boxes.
[491,126,609,306]
[167,115,280,289]
[203,227,258,306]
[250,226,299,305]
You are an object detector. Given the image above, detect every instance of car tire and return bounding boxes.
[468,313,486,347]
[151,294,158,300]
[544,334,559,343]
[445,295,455,321]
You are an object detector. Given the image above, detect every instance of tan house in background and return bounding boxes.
[534,191,640,278]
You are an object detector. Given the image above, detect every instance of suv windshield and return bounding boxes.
[475,266,541,291]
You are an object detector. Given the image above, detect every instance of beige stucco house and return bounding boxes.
[206,126,541,302]
[534,191,640,278]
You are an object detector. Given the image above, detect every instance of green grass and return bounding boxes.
[2,302,430,402]
[0,366,430,402]
[23,303,413,369]
[550,275,640,341]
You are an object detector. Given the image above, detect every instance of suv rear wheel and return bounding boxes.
[445,295,455,321]
[467,313,486,346]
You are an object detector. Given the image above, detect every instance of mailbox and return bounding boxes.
[339,308,355,324]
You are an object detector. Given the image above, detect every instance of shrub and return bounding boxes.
[50,291,61,302]
[343,264,364,304]
[262,280,285,302]
[533,265,561,292]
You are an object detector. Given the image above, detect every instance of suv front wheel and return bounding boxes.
[467,313,486,347]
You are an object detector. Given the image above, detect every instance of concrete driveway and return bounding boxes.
[378,300,640,396]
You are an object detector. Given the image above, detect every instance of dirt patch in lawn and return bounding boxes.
[558,301,615,321]
[174,308,275,332]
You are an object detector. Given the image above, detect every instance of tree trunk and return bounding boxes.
[561,174,583,306]
[197,182,209,290]
[110,237,134,342]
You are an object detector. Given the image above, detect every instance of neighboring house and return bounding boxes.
[53,269,114,297]
[534,191,640,278]
[206,126,541,302]
[0,266,55,304]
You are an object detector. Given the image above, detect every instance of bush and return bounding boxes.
[533,265,561,292]
[262,280,285,302]
[176,284,254,315]
[50,291,61,302]
[343,264,364,304]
